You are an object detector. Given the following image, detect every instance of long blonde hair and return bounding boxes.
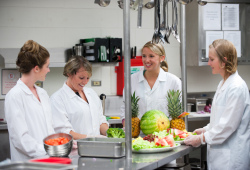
[142,41,168,72]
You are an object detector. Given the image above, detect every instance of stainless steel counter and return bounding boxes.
[68,145,199,170]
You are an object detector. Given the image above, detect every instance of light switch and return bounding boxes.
[91,80,101,86]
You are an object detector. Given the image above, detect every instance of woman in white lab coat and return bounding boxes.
[184,39,250,170]
[5,40,55,161]
[50,56,109,140]
[121,41,182,125]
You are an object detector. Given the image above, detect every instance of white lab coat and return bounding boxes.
[5,79,55,162]
[120,68,182,119]
[50,83,108,136]
[203,71,250,170]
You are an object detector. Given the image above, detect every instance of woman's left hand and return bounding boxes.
[184,135,202,147]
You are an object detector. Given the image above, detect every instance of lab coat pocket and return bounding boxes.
[210,106,225,128]
[209,148,230,170]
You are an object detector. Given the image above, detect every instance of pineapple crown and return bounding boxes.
[131,91,140,118]
[166,90,183,119]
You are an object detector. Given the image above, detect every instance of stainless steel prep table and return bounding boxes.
[68,145,200,170]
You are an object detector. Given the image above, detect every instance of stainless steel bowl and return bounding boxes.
[43,133,73,157]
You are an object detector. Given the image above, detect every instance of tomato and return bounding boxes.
[45,137,70,146]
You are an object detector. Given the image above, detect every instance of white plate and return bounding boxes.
[175,140,184,144]
[132,143,181,153]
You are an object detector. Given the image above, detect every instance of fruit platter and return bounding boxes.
[132,128,196,153]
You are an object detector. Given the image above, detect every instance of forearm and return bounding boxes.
[70,130,87,140]
[100,123,109,136]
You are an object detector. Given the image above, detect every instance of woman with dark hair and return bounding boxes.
[5,40,55,161]
[184,39,250,170]
[50,56,109,140]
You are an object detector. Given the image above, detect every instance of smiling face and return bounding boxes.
[142,47,164,72]
[208,48,225,77]
[66,67,90,92]
[36,58,50,81]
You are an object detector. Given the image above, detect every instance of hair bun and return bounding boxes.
[22,40,39,53]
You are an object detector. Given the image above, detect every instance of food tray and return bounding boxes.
[0,162,77,170]
[77,137,125,158]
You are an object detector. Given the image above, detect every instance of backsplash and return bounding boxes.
[104,95,123,116]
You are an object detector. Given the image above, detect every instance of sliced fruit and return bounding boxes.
[163,135,175,147]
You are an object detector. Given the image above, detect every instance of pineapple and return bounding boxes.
[131,92,140,138]
[167,90,186,131]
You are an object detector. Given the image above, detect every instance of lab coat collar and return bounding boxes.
[62,82,81,99]
[138,68,166,83]
[220,71,238,92]
[17,79,45,95]
[158,68,167,82]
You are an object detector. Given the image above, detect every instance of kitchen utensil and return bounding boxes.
[174,0,180,42]
[144,0,155,9]
[131,47,134,58]
[152,0,165,43]
[137,0,143,28]
[197,0,207,6]
[43,133,73,157]
[157,0,165,43]
[134,46,137,58]
[117,0,123,9]
[171,0,180,43]
[72,44,84,56]
[100,94,106,115]
[152,0,159,43]
[176,0,192,5]
[171,0,176,38]
[164,0,170,44]
[77,137,125,158]
[94,0,110,7]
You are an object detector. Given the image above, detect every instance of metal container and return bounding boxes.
[43,133,73,157]
[0,162,77,170]
[77,138,125,158]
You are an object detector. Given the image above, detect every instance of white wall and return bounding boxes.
[0,0,249,98]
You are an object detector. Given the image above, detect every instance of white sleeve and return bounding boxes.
[50,97,74,134]
[5,93,47,158]
[204,87,245,145]
[97,96,109,126]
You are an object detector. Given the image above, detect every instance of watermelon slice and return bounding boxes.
[155,138,168,146]
[163,135,175,147]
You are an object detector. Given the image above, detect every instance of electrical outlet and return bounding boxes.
[91,80,101,86]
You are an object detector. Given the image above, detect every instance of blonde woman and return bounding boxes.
[5,40,54,161]
[121,41,181,126]
[50,56,109,140]
[184,39,250,170]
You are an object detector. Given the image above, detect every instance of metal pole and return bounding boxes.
[180,4,188,131]
[180,3,189,166]
[124,0,132,159]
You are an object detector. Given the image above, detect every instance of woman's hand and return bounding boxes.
[184,134,204,147]
[72,140,78,149]
[193,128,205,135]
